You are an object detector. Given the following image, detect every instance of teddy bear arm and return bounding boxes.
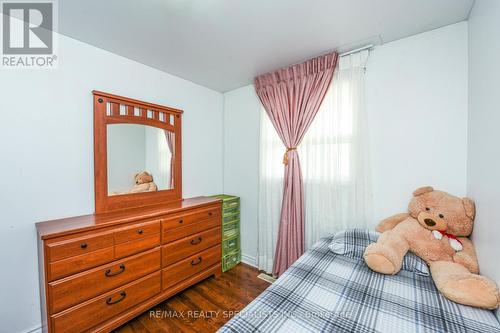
[452,237,479,274]
[364,230,409,275]
[376,213,410,233]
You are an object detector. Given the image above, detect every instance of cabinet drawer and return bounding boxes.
[162,217,220,244]
[222,198,239,210]
[51,271,161,333]
[162,206,220,231]
[47,232,114,262]
[222,251,241,272]
[222,220,239,240]
[223,212,239,225]
[162,245,220,290]
[49,247,161,313]
[115,234,160,259]
[49,247,114,281]
[114,220,160,244]
[162,227,221,267]
[222,236,240,255]
[222,206,239,217]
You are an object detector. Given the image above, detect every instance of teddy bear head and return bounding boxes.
[134,171,153,185]
[408,186,476,237]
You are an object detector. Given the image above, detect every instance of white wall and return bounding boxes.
[223,86,262,265]
[0,30,223,333]
[223,22,468,267]
[467,0,500,314]
[366,22,468,221]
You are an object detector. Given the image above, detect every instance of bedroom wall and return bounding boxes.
[223,22,468,267]
[0,27,224,333]
[366,22,468,220]
[223,86,262,265]
[467,0,500,315]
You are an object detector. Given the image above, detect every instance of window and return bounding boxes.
[258,51,372,255]
[259,77,355,185]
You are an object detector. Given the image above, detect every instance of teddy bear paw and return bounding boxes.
[432,230,443,240]
[448,238,463,251]
[364,243,399,275]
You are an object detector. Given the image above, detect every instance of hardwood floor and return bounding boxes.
[114,263,270,333]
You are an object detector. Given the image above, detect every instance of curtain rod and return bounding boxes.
[339,44,374,57]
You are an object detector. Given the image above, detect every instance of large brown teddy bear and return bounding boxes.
[364,186,500,309]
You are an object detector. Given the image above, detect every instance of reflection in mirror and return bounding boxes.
[107,124,174,196]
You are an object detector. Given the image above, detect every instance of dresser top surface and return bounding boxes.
[36,196,221,240]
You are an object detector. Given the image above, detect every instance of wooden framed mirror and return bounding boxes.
[93,91,183,213]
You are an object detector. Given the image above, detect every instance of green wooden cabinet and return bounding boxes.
[211,194,241,272]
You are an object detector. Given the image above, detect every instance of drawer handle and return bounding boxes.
[190,237,202,245]
[80,243,87,249]
[178,219,184,224]
[106,291,126,305]
[137,229,144,234]
[209,212,213,216]
[105,264,125,277]
[191,257,202,265]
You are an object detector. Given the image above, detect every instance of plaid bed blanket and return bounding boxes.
[219,236,500,333]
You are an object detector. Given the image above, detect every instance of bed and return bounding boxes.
[219,233,500,333]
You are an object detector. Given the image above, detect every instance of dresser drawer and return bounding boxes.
[46,232,114,262]
[162,245,220,290]
[51,271,161,333]
[162,227,221,267]
[49,247,161,313]
[48,247,114,281]
[115,233,160,259]
[162,217,220,244]
[162,205,220,231]
[114,219,160,244]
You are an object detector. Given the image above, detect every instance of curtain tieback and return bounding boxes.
[283,147,297,165]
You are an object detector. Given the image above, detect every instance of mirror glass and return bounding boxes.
[107,124,174,196]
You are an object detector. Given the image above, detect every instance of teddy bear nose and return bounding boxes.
[424,218,436,226]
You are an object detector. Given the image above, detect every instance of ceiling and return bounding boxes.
[55,0,474,92]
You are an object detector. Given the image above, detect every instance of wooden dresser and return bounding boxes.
[36,197,222,333]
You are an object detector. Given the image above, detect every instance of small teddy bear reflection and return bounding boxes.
[129,171,158,193]
[111,171,158,195]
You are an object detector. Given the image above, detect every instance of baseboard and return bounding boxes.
[241,253,257,267]
[23,325,42,333]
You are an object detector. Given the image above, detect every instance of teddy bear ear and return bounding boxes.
[413,186,434,197]
[462,197,476,220]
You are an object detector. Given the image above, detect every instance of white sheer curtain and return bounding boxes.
[257,50,373,273]
[257,108,284,273]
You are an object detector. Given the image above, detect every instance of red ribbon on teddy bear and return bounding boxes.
[437,230,462,244]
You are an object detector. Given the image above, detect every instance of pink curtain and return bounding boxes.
[164,130,175,188]
[254,52,338,276]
